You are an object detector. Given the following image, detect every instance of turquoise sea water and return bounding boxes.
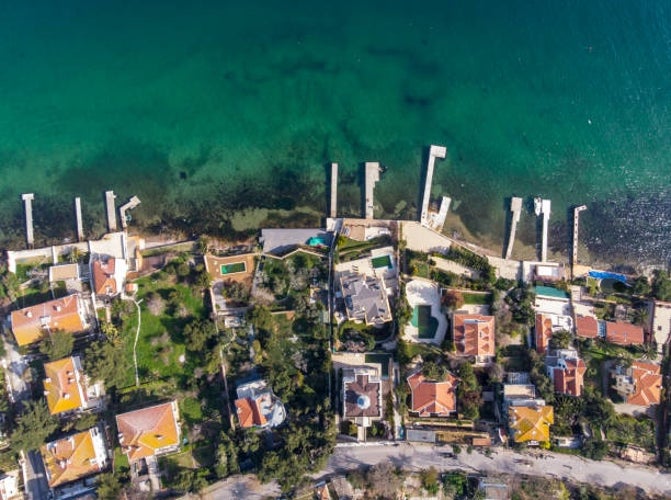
[1,1,671,263]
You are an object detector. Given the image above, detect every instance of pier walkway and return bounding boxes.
[105,191,117,232]
[21,193,34,247]
[75,197,84,241]
[330,163,338,218]
[540,199,551,262]
[364,162,381,219]
[420,145,447,226]
[504,197,522,259]
[571,205,587,270]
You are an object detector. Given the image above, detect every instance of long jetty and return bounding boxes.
[541,199,551,262]
[105,190,117,232]
[572,205,587,268]
[21,193,35,247]
[74,197,84,241]
[504,197,523,259]
[330,163,338,218]
[420,145,447,226]
[364,162,381,220]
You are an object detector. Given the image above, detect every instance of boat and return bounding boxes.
[534,197,542,216]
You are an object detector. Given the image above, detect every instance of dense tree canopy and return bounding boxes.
[11,400,58,452]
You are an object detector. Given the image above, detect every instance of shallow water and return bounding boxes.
[1,1,670,264]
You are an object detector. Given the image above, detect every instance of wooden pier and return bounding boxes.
[105,191,117,232]
[504,197,523,259]
[572,205,587,269]
[330,163,338,218]
[541,199,551,262]
[74,197,84,241]
[420,145,447,226]
[364,162,381,220]
[119,195,141,228]
[21,193,34,247]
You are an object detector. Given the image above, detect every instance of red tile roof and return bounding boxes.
[10,295,86,346]
[235,398,267,428]
[627,362,662,406]
[116,402,180,462]
[553,358,586,397]
[575,315,599,339]
[535,314,553,353]
[344,373,381,418]
[407,371,457,417]
[453,314,495,358]
[605,321,644,346]
[92,258,117,296]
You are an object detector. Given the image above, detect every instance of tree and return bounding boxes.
[101,321,122,347]
[548,329,572,350]
[366,461,403,499]
[632,276,651,297]
[97,473,123,498]
[652,270,671,301]
[457,362,480,420]
[84,340,131,389]
[11,400,58,452]
[420,467,439,495]
[442,290,464,311]
[146,292,166,316]
[183,319,218,352]
[39,330,75,361]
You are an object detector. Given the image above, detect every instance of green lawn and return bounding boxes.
[130,275,207,381]
[463,292,491,305]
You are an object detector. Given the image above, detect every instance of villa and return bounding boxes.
[339,271,392,325]
[508,404,554,445]
[452,313,496,363]
[407,370,457,417]
[611,361,662,407]
[43,356,103,416]
[91,255,127,298]
[605,321,644,346]
[10,294,89,346]
[545,350,586,397]
[116,401,181,462]
[40,426,108,489]
[342,368,382,432]
[575,315,600,339]
[234,380,286,429]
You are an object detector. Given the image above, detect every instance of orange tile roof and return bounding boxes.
[508,405,554,443]
[92,258,117,296]
[10,295,86,346]
[605,321,644,346]
[235,398,267,428]
[575,315,599,339]
[627,362,662,406]
[116,402,180,462]
[43,357,87,415]
[407,371,457,417]
[453,314,495,358]
[41,428,106,488]
[553,358,586,397]
[535,314,553,353]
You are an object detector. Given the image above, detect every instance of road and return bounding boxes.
[24,450,50,500]
[1,333,29,403]
[321,443,671,496]
[197,443,671,498]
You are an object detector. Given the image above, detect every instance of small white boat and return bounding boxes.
[534,197,542,216]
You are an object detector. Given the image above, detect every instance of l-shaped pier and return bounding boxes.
[540,199,551,262]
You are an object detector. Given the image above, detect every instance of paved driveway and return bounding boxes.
[24,450,49,500]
